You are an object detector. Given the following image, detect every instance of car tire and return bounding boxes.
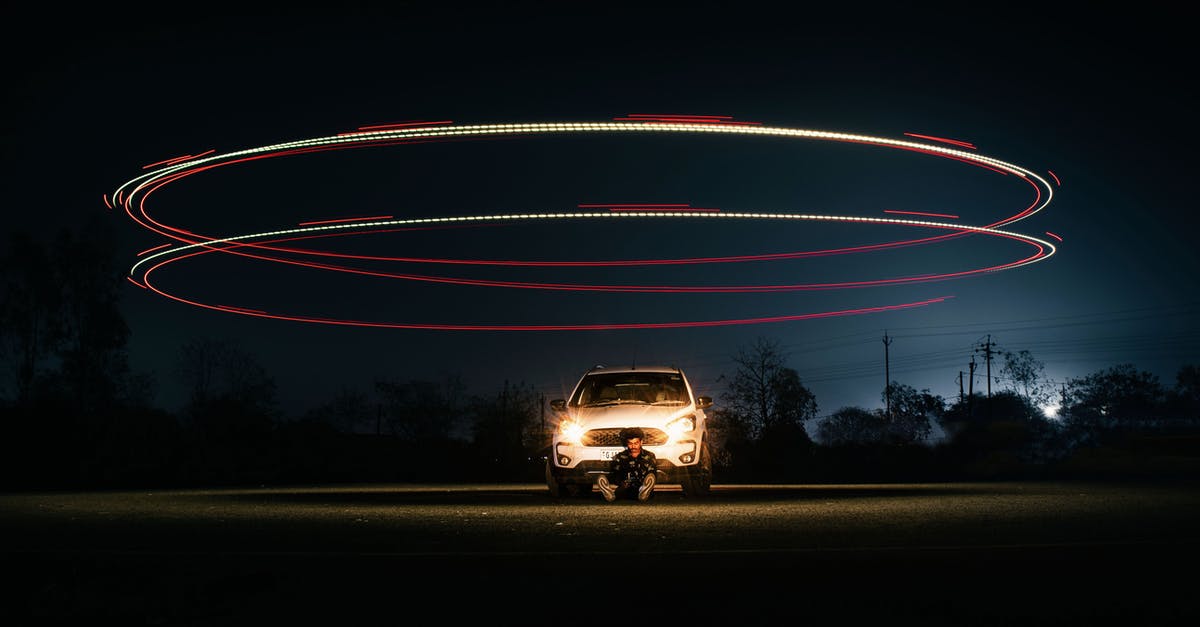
[680,442,712,497]
[545,460,564,498]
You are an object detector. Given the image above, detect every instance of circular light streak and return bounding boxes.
[111,120,1059,330]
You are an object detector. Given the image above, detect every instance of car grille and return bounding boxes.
[581,428,668,447]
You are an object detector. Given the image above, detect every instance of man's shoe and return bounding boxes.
[637,474,656,502]
[598,475,616,502]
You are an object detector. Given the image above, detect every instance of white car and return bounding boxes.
[545,364,713,497]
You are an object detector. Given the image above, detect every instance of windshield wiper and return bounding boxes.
[584,399,647,407]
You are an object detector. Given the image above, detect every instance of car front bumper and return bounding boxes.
[548,440,699,484]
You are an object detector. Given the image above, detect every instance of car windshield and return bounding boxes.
[572,372,689,407]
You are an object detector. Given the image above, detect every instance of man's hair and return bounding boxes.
[619,427,644,442]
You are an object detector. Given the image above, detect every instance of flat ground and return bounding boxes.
[4,481,1197,625]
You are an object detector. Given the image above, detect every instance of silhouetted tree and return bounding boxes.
[1175,365,1200,402]
[707,405,750,476]
[717,337,817,478]
[940,390,1061,476]
[720,336,817,441]
[883,382,940,444]
[1165,364,1200,421]
[469,380,542,479]
[999,349,1052,408]
[375,375,464,443]
[179,338,277,412]
[1,223,167,490]
[1064,364,1165,428]
[1,219,137,412]
[303,385,374,434]
[176,338,279,484]
[0,232,58,405]
[50,219,131,412]
[817,406,884,445]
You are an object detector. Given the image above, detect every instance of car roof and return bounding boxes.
[584,364,681,375]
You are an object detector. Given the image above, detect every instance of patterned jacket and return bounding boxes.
[608,448,658,489]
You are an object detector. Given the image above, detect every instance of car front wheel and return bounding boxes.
[545,460,565,498]
[680,442,712,497]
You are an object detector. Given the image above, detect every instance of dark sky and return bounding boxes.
[5,3,1197,419]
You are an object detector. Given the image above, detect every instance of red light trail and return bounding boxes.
[297,215,395,226]
[111,119,1060,330]
[903,132,977,150]
[883,209,960,219]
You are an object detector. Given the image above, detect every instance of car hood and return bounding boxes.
[570,403,694,428]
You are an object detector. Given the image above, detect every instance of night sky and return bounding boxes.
[5,3,1196,421]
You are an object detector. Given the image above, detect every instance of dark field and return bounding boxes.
[4,481,1198,625]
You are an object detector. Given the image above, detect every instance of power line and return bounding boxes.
[519,306,1200,407]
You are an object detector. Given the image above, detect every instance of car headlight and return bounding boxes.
[666,415,696,439]
[559,420,585,443]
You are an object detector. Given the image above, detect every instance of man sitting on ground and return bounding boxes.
[598,427,657,502]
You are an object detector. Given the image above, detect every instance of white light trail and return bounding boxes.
[110,119,1061,328]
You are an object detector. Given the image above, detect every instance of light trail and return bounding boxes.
[129,211,1056,291]
[113,121,1056,220]
[903,132,977,150]
[884,209,960,219]
[297,215,395,227]
[111,119,1060,329]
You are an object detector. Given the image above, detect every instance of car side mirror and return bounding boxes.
[696,396,712,409]
[550,399,567,411]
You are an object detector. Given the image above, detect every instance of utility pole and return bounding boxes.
[968,356,976,418]
[967,357,976,397]
[1060,382,1067,420]
[883,331,893,418]
[957,371,964,405]
[976,334,996,399]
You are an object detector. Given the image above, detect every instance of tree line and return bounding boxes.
[706,337,1200,483]
[3,224,1198,490]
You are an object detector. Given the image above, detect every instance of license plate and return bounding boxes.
[600,449,618,460]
